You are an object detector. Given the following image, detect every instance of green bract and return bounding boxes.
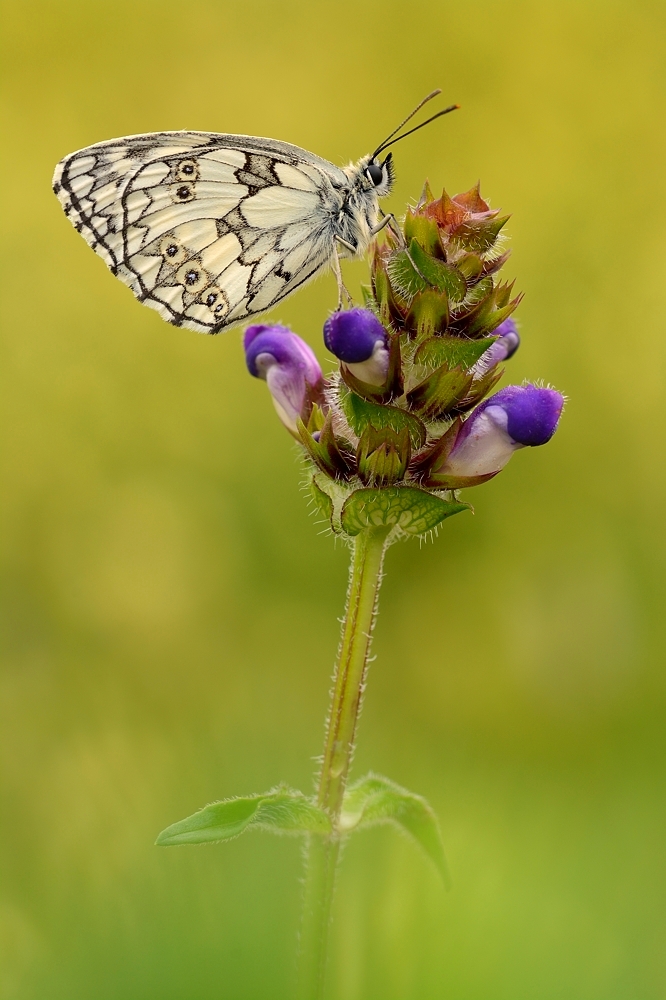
[341,487,469,536]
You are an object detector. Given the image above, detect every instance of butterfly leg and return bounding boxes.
[371,212,405,247]
[333,240,355,309]
[336,236,357,253]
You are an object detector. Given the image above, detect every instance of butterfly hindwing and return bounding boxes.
[53,132,347,333]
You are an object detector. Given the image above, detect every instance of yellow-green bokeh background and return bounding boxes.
[2,1,666,997]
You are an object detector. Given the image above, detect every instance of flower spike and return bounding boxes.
[243,180,564,522]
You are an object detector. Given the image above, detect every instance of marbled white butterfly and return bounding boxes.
[52,91,457,334]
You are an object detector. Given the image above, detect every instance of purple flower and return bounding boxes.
[474,318,521,375]
[244,324,323,435]
[323,308,389,386]
[437,384,564,478]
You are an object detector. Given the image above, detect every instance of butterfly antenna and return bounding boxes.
[372,89,443,158]
[372,100,459,159]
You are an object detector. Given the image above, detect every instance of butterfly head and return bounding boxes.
[360,152,395,197]
[358,91,459,201]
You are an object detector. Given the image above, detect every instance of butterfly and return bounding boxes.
[52,91,457,335]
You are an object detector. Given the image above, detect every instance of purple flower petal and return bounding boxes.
[493,318,521,359]
[244,325,322,385]
[475,318,521,374]
[323,309,387,363]
[323,309,390,385]
[436,384,564,478]
[480,384,564,446]
[244,324,323,434]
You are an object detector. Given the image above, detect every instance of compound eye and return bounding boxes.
[366,162,384,186]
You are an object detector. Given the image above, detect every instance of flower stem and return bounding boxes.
[298,525,391,999]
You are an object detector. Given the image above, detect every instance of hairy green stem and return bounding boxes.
[298,525,391,999]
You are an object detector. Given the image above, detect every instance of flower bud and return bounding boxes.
[244,324,324,436]
[323,308,389,386]
[436,384,564,478]
[474,318,521,375]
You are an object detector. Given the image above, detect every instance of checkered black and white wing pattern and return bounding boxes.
[53,132,347,333]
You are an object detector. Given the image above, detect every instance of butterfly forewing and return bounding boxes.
[53,132,348,333]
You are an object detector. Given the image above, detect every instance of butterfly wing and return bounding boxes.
[53,132,348,333]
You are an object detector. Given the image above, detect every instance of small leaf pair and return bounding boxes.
[156,776,449,885]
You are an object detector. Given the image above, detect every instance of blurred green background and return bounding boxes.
[2,1,665,997]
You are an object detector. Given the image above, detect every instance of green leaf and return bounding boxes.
[340,389,426,449]
[414,335,497,371]
[156,787,331,846]
[461,275,494,307]
[357,425,411,487]
[408,240,467,302]
[360,284,375,308]
[405,290,450,337]
[425,470,498,490]
[452,215,510,254]
[416,179,435,207]
[461,282,522,339]
[451,364,503,414]
[406,365,474,421]
[341,774,451,886]
[372,250,406,326]
[481,248,511,278]
[455,252,484,281]
[341,486,470,537]
[372,253,392,314]
[298,412,353,480]
[387,248,428,300]
[402,209,442,256]
[310,478,334,528]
